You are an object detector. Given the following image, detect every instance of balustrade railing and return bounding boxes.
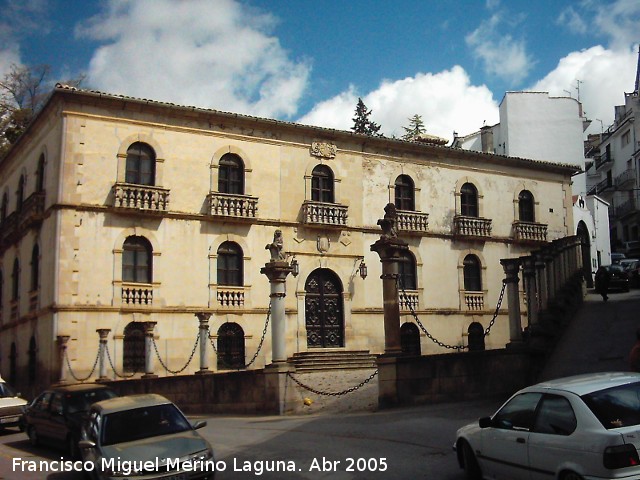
[399,290,419,311]
[113,183,170,211]
[216,287,245,307]
[397,210,429,234]
[513,221,548,243]
[302,201,348,227]
[453,215,492,238]
[121,284,153,305]
[207,192,258,219]
[464,291,484,311]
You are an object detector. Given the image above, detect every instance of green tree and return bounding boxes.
[402,114,426,141]
[0,64,84,156]
[351,97,382,136]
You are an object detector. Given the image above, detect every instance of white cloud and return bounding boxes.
[75,0,310,119]
[465,13,533,85]
[557,6,588,35]
[591,0,640,50]
[297,66,499,141]
[528,45,638,132]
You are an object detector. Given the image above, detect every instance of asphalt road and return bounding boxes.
[2,287,638,480]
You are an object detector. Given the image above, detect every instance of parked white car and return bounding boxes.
[454,372,640,480]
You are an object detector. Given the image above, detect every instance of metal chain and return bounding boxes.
[484,280,507,336]
[105,343,138,379]
[398,276,466,350]
[209,301,272,370]
[287,370,378,397]
[152,333,200,375]
[64,347,100,382]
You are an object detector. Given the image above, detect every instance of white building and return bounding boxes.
[453,91,611,279]
[586,47,640,257]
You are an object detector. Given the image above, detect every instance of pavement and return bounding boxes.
[539,286,640,380]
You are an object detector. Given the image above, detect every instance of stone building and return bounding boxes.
[0,85,577,395]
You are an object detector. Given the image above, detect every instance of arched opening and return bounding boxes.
[28,336,36,383]
[305,269,344,348]
[123,322,145,374]
[400,323,421,356]
[216,322,245,369]
[577,221,593,288]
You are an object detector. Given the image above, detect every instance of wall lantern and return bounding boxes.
[290,258,299,277]
[359,259,368,279]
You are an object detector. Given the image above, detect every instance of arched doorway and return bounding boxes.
[123,322,145,374]
[577,221,593,288]
[217,322,245,369]
[400,323,421,356]
[305,269,344,348]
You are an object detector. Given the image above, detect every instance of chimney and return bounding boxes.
[480,126,493,153]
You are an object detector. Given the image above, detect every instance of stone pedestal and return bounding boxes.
[96,329,111,381]
[195,312,213,375]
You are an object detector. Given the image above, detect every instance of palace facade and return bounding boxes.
[0,85,577,395]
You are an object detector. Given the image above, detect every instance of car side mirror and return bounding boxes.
[479,417,493,428]
[78,440,96,450]
[192,420,207,430]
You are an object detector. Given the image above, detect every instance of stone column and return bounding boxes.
[57,335,70,384]
[500,258,523,345]
[370,205,408,356]
[261,262,294,363]
[521,256,538,327]
[196,312,213,374]
[142,321,158,378]
[96,329,110,381]
[534,252,548,312]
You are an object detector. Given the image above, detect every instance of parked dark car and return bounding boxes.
[605,264,630,292]
[23,383,117,459]
[620,259,640,288]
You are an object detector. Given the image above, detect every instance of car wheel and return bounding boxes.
[27,426,39,447]
[561,471,583,480]
[461,440,482,480]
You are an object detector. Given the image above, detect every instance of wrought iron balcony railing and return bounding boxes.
[512,221,548,243]
[614,197,639,218]
[302,201,348,227]
[595,150,613,170]
[113,183,170,212]
[397,210,429,234]
[121,284,153,306]
[615,168,636,188]
[453,215,492,238]
[207,192,258,219]
[19,192,45,230]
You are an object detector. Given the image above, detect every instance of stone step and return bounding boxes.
[288,350,378,371]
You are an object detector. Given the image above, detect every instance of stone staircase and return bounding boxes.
[288,350,378,372]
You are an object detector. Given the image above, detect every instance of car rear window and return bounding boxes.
[66,389,117,414]
[581,382,640,429]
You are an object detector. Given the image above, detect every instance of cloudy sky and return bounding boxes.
[1,0,639,141]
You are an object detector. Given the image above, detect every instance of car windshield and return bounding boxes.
[582,381,640,429]
[66,389,117,415]
[0,382,17,398]
[101,404,191,446]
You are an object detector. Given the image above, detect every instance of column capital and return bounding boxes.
[96,329,111,342]
[261,261,294,283]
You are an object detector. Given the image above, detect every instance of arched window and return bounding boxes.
[11,259,19,301]
[394,175,415,211]
[36,154,45,193]
[1,193,7,223]
[123,322,145,374]
[460,182,478,217]
[311,165,334,203]
[122,236,152,283]
[217,242,243,286]
[30,244,39,292]
[16,175,25,212]
[400,323,421,356]
[463,254,482,291]
[125,142,156,186]
[398,250,417,290]
[218,154,244,195]
[518,190,535,222]
[28,336,36,383]
[217,322,245,369]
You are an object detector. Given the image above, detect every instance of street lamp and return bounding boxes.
[359,259,368,279]
[290,257,299,277]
